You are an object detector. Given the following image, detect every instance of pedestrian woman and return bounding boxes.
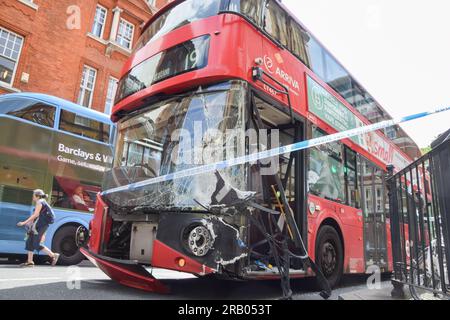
[17,189,60,267]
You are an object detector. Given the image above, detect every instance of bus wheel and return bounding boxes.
[52,226,85,266]
[315,225,344,288]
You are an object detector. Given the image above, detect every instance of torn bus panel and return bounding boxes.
[156,213,248,275]
[81,248,169,294]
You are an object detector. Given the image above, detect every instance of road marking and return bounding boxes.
[0,277,61,282]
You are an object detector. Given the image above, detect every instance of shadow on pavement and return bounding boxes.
[0,270,387,300]
[0,258,95,268]
[0,278,281,300]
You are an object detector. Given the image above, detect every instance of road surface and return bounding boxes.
[0,259,391,300]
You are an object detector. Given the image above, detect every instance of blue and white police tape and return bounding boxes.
[104,106,450,195]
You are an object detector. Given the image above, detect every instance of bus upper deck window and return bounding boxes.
[59,110,110,143]
[227,0,263,25]
[263,0,289,47]
[306,36,326,80]
[0,98,56,128]
[133,0,221,53]
[289,20,310,67]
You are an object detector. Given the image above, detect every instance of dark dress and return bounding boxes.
[25,200,50,252]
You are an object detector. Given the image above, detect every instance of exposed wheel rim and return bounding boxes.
[321,241,337,277]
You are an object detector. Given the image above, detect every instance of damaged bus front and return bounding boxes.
[81,80,327,298]
[81,81,259,291]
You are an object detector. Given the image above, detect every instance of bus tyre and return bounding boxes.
[315,226,344,289]
[52,226,85,266]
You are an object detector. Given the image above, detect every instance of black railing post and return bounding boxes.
[434,144,450,290]
[387,165,405,298]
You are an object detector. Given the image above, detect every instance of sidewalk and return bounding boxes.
[338,284,411,300]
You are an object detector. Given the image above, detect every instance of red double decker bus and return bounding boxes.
[80,0,421,296]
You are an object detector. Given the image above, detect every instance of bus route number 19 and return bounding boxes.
[185,49,199,70]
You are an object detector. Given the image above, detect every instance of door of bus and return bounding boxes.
[361,159,388,271]
[248,95,307,268]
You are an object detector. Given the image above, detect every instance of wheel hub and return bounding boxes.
[321,242,337,276]
[61,236,77,257]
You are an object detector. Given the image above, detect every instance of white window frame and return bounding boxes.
[77,65,97,108]
[116,18,135,50]
[17,0,38,10]
[0,26,24,87]
[91,4,108,39]
[104,76,118,115]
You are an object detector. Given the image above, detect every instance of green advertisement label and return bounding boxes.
[307,76,364,146]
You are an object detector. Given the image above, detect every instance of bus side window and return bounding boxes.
[0,98,55,128]
[288,20,310,67]
[0,185,33,206]
[324,53,354,103]
[263,0,289,47]
[59,110,110,143]
[51,177,100,213]
[305,36,326,80]
[227,0,263,25]
[308,127,346,203]
[344,147,360,208]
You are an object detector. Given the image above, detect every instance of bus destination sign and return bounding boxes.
[115,35,211,104]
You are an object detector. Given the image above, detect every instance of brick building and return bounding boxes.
[0,0,169,114]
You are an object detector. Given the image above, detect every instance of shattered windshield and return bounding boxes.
[103,81,247,212]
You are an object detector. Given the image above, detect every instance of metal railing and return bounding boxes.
[387,139,450,300]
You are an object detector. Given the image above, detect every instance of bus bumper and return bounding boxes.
[80,247,170,294]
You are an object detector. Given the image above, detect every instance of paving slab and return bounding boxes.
[338,284,411,300]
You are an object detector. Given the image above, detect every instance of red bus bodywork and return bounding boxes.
[82,4,414,293]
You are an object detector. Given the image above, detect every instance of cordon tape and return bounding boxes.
[104,106,450,195]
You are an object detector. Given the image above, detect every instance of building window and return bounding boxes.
[91,5,108,38]
[0,27,24,86]
[104,77,118,115]
[77,65,97,108]
[18,0,38,9]
[116,19,134,50]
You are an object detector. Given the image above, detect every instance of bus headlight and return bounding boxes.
[187,226,214,257]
